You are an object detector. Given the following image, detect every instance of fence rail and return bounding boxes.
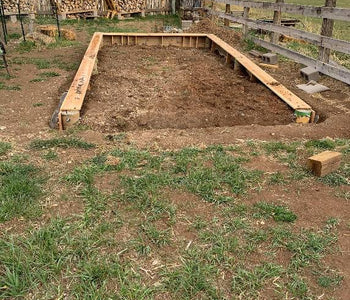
[209,0,350,85]
[213,0,350,22]
[212,11,350,55]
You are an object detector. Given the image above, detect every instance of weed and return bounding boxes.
[47,38,78,49]
[16,41,36,53]
[269,172,287,184]
[254,202,297,222]
[141,224,170,247]
[263,141,298,155]
[33,102,44,107]
[164,250,218,299]
[8,33,21,40]
[30,137,95,150]
[320,165,349,186]
[231,263,284,297]
[42,150,58,161]
[288,274,309,299]
[40,71,60,77]
[0,82,21,90]
[31,71,60,83]
[287,229,337,269]
[305,139,337,150]
[0,141,11,156]
[316,270,343,288]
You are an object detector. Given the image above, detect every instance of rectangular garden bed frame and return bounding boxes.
[58,32,314,130]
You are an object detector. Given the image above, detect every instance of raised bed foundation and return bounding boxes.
[58,33,314,130]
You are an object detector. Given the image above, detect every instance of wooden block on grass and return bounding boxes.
[307,151,342,177]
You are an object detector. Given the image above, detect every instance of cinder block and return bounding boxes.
[262,53,278,65]
[300,66,320,82]
[307,151,342,177]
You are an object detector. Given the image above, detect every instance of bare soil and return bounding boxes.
[83,46,294,132]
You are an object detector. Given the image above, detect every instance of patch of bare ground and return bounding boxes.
[83,45,294,132]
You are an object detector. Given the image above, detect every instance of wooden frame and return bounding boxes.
[58,32,314,130]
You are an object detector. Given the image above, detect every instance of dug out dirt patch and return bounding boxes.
[83,46,294,132]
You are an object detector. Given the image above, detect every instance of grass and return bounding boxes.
[0,82,21,91]
[0,139,348,298]
[0,142,11,156]
[11,57,79,71]
[0,161,44,222]
[16,41,36,53]
[30,137,95,150]
[30,71,60,83]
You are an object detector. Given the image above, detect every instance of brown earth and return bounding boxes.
[83,45,295,132]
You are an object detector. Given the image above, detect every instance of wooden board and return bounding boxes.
[307,151,342,177]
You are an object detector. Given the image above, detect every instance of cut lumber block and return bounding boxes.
[307,151,342,177]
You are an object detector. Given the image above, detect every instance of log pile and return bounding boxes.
[2,0,34,14]
[114,0,145,13]
[54,0,97,12]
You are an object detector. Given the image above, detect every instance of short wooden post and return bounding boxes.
[242,7,250,38]
[307,151,342,177]
[271,0,284,44]
[318,0,336,63]
[224,4,230,27]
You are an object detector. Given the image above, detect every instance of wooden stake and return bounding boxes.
[224,4,230,27]
[242,7,250,38]
[319,0,336,63]
[271,0,284,44]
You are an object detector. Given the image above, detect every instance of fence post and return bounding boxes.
[318,0,336,63]
[271,0,284,44]
[242,7,250,38]
[224,4,230,27]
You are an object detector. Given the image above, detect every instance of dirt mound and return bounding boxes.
[189,18,243,48]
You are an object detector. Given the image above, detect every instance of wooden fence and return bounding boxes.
[209,0,350,85]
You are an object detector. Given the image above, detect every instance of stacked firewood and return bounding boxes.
[2,0,34,14]
[54,0,97,12]
[114,0,145,13]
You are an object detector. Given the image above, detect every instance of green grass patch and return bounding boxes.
[254,202,297,222]
[0,81,21,91]
[16,41,36,53]
[0,142,11,156]
[30,137,95,150]
[0,162,44,222]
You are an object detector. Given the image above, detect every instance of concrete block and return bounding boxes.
[300,66,320,82]
[262,53,278,65]
[297,81,329,94]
